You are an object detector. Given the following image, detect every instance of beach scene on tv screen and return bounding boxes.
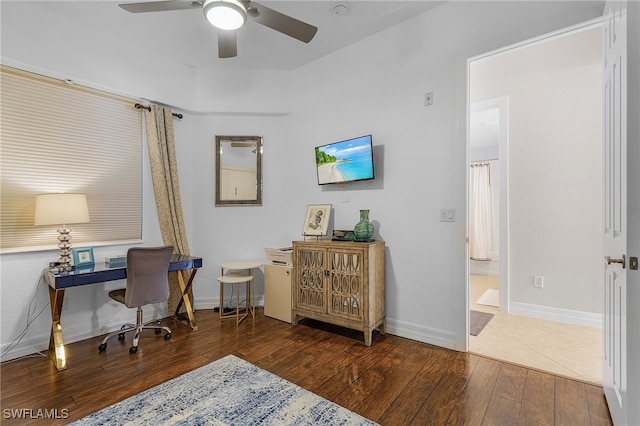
[316,136,374,184]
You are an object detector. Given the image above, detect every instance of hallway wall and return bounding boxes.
[470,26,603,319]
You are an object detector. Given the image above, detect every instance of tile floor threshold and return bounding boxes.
[470,274,601,384]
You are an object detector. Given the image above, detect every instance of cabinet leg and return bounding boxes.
[364,328,373,347]
[379,319,386,335]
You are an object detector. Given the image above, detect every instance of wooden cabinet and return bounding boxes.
[292,240,385,346]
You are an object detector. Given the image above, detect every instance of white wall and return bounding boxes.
[0,2,197,109]
[0,1,606,361]
[277,1,605,345]
[471,27,603,319]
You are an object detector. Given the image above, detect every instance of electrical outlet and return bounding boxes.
[534,276,544,288]
[440,208,455,222]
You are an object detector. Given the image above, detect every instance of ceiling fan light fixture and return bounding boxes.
[203,0,247,31]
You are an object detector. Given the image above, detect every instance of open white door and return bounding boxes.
[602,1,638,424]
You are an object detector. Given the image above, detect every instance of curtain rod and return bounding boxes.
[135,103,183,119]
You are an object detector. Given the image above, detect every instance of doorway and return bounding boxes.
[467,23,604,383]
[469,97,508,312]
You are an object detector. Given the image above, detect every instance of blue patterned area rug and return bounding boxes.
[71,354,378,425]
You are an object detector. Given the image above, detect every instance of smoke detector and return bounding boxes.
[332,4,348,16]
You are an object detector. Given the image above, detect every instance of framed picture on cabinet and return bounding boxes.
[302,204,331,236]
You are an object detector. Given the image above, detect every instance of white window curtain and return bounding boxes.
[470,162,492,260]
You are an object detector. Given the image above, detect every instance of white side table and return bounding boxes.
[218,261,262,323]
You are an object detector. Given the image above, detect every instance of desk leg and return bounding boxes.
[173,269,198,330]
[248,275,255,319]
[48,287,67,371]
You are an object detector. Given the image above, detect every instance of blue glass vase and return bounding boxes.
[353,209,375,241]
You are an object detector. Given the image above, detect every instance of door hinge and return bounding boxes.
[630,256,638,271]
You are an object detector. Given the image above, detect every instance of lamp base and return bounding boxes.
[57,226,73,271]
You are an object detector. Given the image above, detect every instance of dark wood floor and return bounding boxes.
[1,309,612,425]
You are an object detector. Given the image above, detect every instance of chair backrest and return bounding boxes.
[124,246,174,308]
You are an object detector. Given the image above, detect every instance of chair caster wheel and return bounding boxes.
[164,332,171,341]
[118,333,125,341]
[129,346,138,354]
[98,343,107,352]
[155,328,161,334]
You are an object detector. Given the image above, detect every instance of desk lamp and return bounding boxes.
[34,193,90,271]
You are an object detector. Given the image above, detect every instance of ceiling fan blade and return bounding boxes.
[246,1,317,43]
[218,31,238,58]
[119,0,202,13]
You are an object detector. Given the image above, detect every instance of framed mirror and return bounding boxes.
[215,135,263,206]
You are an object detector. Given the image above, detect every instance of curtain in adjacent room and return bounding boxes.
[470,162,492,260]
[145,105,192,313]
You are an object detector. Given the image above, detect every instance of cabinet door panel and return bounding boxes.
[328,249,364,321]
[295,248,326,313]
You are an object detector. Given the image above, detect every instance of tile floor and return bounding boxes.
[469,274,602,384]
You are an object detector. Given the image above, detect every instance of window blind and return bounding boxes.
[0,65,142,252]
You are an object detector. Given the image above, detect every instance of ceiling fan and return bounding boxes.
[119,0,318,58]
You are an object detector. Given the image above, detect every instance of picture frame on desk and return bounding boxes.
[72,247,94,267]
[302,204,331,236]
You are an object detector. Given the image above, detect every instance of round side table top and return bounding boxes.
[221,260,263,271]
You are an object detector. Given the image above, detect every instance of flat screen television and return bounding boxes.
[315,135,375,185]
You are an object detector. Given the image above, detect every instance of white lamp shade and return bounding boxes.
[34,193,90,226]
[203,0,247,30]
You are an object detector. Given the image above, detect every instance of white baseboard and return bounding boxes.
[196,296,457,350]
[193,297,217,310]
[384,318,457,350]
[0,306,170,363]
[193,297,454,350]
[470,258,499,276]
[3,296,507,363]
[509,302,602,329]
[470,269,499,276]
[194,296,264,310]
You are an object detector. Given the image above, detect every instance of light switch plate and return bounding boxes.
[425,91,434,106]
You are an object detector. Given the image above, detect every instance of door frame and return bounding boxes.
[464,17,604,352]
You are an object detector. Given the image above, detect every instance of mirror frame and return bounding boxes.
[215,135,263,206]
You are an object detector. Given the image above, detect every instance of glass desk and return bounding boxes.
[42,254,202,371]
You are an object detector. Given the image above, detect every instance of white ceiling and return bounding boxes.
[31,1,444,70]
